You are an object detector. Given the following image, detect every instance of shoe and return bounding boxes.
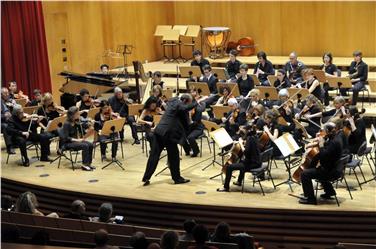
[217,187,229,192]
[81,165,92,171]
[143,180,150,186]
[134,139,141,145]
[299,198,317,205]
[101,155,107,161]
[7,148,15,155]
[232,181,242,186]
[185,152,191,156]
[22,159,30,167]
[40,157,52,162]
[191,153,199,158]
[89,165,96,170]
[174,178,190,184]
[320,193,335,200]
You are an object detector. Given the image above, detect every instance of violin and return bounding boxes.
[14,90,29,100]
[84,97,101,108]
[46,102,66,114]
[21,113,45,122]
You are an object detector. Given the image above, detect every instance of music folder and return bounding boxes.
[210,128,233,149]
[273,133,300,157]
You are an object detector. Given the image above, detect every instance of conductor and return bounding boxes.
[142,94,197,186]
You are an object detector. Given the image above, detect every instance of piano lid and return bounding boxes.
[59,71,116,87]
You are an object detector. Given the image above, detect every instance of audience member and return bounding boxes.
[15,192,58,217]
[210,222,233,243]
[63,200,90,220]
[179,219,196,241]
[147,243,161,249]
[189,224,218,249]
[130,231,149,249]
[161,231,179,249]
[92,203,115,223]
[94,229,120,249]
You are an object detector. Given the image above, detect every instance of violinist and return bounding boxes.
[7,105,51,166]
[256,110,280,154]
[26,89,42,107]
[236,64,254,98]
[1,87,16,110]
[299,122,343,205]
[1,87,15,154]
[108,87,140,144]
[247,89,263,109]
[225,50,241,81]
[60,106,94,171]
[305,96,346,123]
[273,69,291,90]
[137,96,159,143]
[247,104,264,126]
[151,85,167,111]
[217,125,262,192]
[320,52,338,106]
[300,68,323,102]
[182,88,206,157]
[37,93,62,123]
[76,89,94,111]
[222,98,246,140]
[152,71,165,89]
[215,86,233,106]
[347,106,366,155]
[8,81,29,102]
[295,94,323,138]
[94,100,119,162]
[253,51,275,86]
[284,52,306,85]
[100,64,110,74]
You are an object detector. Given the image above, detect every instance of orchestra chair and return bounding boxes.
[50,128,80,171]
[241,147,276,195]
[315,155,350,206]
[346,141,373,188]
[6,141,40,165]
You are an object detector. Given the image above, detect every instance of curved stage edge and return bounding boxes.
[2,177,376,249]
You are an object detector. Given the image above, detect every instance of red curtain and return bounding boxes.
[1,1,51,96]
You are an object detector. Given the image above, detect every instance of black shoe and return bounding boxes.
[40,157,52,162]
[174,178,190,184]
[22,159,30,167]
[217,187,229,192]
[134,139,141,145]
[191,153,199,158]
[185,152,190,156]
[7,148,15,155]
[299,198,317,205]
[143,180,150,186]
[320,193,336,200]
[232,181,242,186]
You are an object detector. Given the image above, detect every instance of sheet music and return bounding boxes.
[210,128,233,149]
[274,133,300,157]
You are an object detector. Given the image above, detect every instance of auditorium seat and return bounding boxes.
[106,222,135,236]
[8,211,35,226]
[33,215,59,228]
[56,217,83,230]
[338,242,376,249]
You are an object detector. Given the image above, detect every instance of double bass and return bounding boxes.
[226,37,257,56]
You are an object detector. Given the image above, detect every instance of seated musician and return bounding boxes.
[200,65,219,110]
[346,106,366,155]
[190,50,210,80]
[236,64,254,98]
[152,71,165,88]
[26,89,42,107]
[7,104,51,166]
[320,52,338,106]
[215,86,232,106]
[100,64,110,74]
[253,51,275,86]
[247,89,263,108]
[305,96,346,123]
[284,52,306,85]
[8,81,29,103]
[108,87,140,144]
[295,94,323,138]
[1,87,15,154]
[222,98,246,140]
[217,125,262,192]
[151,85,167,112]
[299,122,343,205]
[340,50,368,106]
[300,68,323,102]
[256,110,280,154]
[247,104,265,126]
[94,100,119,161]
[273,69,291,90]
[225,50,241,81]
[60,106,95,171]
[37,93,63,123]
[182,88,206,157]
[137,96,159,143]
[269,88,289,109]
[76,88,95,111]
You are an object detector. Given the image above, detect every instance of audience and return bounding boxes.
[179,219,196,241]
[15,191,58,217]
[63,200,90,220]
[210,222,233,243]
[94,229,120,249]
[92,202,115,223]
[161,231,179,249]
[189,224,218,249]
[130,231,150,249]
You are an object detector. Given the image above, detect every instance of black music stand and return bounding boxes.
[117,44,134,79]
[101,118,126,170]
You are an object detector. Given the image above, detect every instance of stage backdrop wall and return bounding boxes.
[42,1,375,100]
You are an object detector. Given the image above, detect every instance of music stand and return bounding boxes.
[255,86,279,101]
[267,75,278,86]
[211,105,232,119]
[216,83,240,97]
[23,106,38,115]
[183,25,201,60]
[162,29,181,63]
[212,67,229,81]
[87,108,100,120]
[101,118,126,170]
[46,116,67,133]
[250,74,261,85]
[187,82,211,96]
[313,70,326,83]
[327,77,353,95]
[179,66,202,78]
[128,104,144,117]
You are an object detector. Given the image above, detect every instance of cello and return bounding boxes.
[226,37,257,56]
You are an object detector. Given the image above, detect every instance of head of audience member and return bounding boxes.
[31,230,50,245]
[152,85,163,98]
[67,106,80,123]
[153,71,162,84]
[144,96,158,111]
[277,69,287,82]
[229,49,238,62]
[302,68,315,81]
[79,88,90,103]
[278,88,289,102]
[183,219,197,235]
[161,231,179,249]
[100,64,110,74]
[94,229,109,248]
[322,52,333,65]
[41,92,54,107]
[98,202,113,223]
[257,51,267,64]
[130,231,149,249]
[12,104,24,120]
[15,191,39,214]
[353,50,362,63]
[212,222,231,243]
[239,63,249,77]
[8,81,17,94]
[1,195,14,211]
[180,94,193,105]
[227,98,238,111]
[203,65,212,78]
[193,50,203,63]
[70,200,86,216]
[220,86,231,97]
[289,51,298,65]
[1,87,10,101]
[192,224,209,245]
[33,89,42,102]
[333,96,345,109]
[147,243,161,249]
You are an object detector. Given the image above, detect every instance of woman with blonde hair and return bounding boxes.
[15,191,58,217]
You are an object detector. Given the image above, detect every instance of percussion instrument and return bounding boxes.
[202,27,231,59]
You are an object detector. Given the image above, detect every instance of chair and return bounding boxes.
[315,155,351,206]
[198,130,212,157]
[359,84,371,108]
[242,147,276,195]
[346,142,370,189]
[50,128,80,170]
[6,140,39,164]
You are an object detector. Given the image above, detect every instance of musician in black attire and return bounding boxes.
[225,50,241,80]
[1,88,14,154]
[222,98,246,140]
[347,107,366,154]
[274,69,291,90]
[108,87,140,144]
[200,65,219,111]
[340,50,368,105]
[191,50,210,75]
[37,93,60,126]
[253,51,275,86]
[76,89,92,111]
[26,89,42,107]
[217,126,262,192]
[284,52,305,84]
[7,105,51,166]
[299,122,343,205]
[237,64,254,97]
[183,90,206,157]
[320,53,339,106]
[152,71,165,88]
[295,95,323,138]
[142,94,197,186]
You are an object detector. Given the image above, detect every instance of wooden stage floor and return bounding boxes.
[1,128,375,213]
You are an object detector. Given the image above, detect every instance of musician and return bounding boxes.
[7,105,51,166]
[320,53,339,106]
[217,126,262,192]
[60,106,94,171]
[269,88,289,109]
[26,89,42,107]
[37,93,61,125]
[94,100,119,161]
[108,87,140,144]
[273,69,291,90]
[347,106,366,155]
[247,104,265,127]
[142,94,197,186]
[200,65,218,94]
[295,94,323,138]
[222,98,246,140]
[76,89,93,111]
[100,64,110,74]
[137,96,159,143]
[191,50,210,75]
[215,86,232,106]
[225,50,241,80]
[152,71,165,88]
[306,96,346,123]
[151,85,167,111]
[340,50,368,105]
[284,52,305,84]
[1,88,15,154]
[299,122,343,205]
[182,89,206,157]
[257,110,280,154]
[301,68,323,102]
[8,81,29,102]
[237,64,254,97]
[253,51,275,86]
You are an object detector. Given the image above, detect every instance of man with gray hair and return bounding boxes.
[284,51,305,84]
[1,87,14,154]
[108,87,140,144]
[142,94,197,185]
[7,104,51,166]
